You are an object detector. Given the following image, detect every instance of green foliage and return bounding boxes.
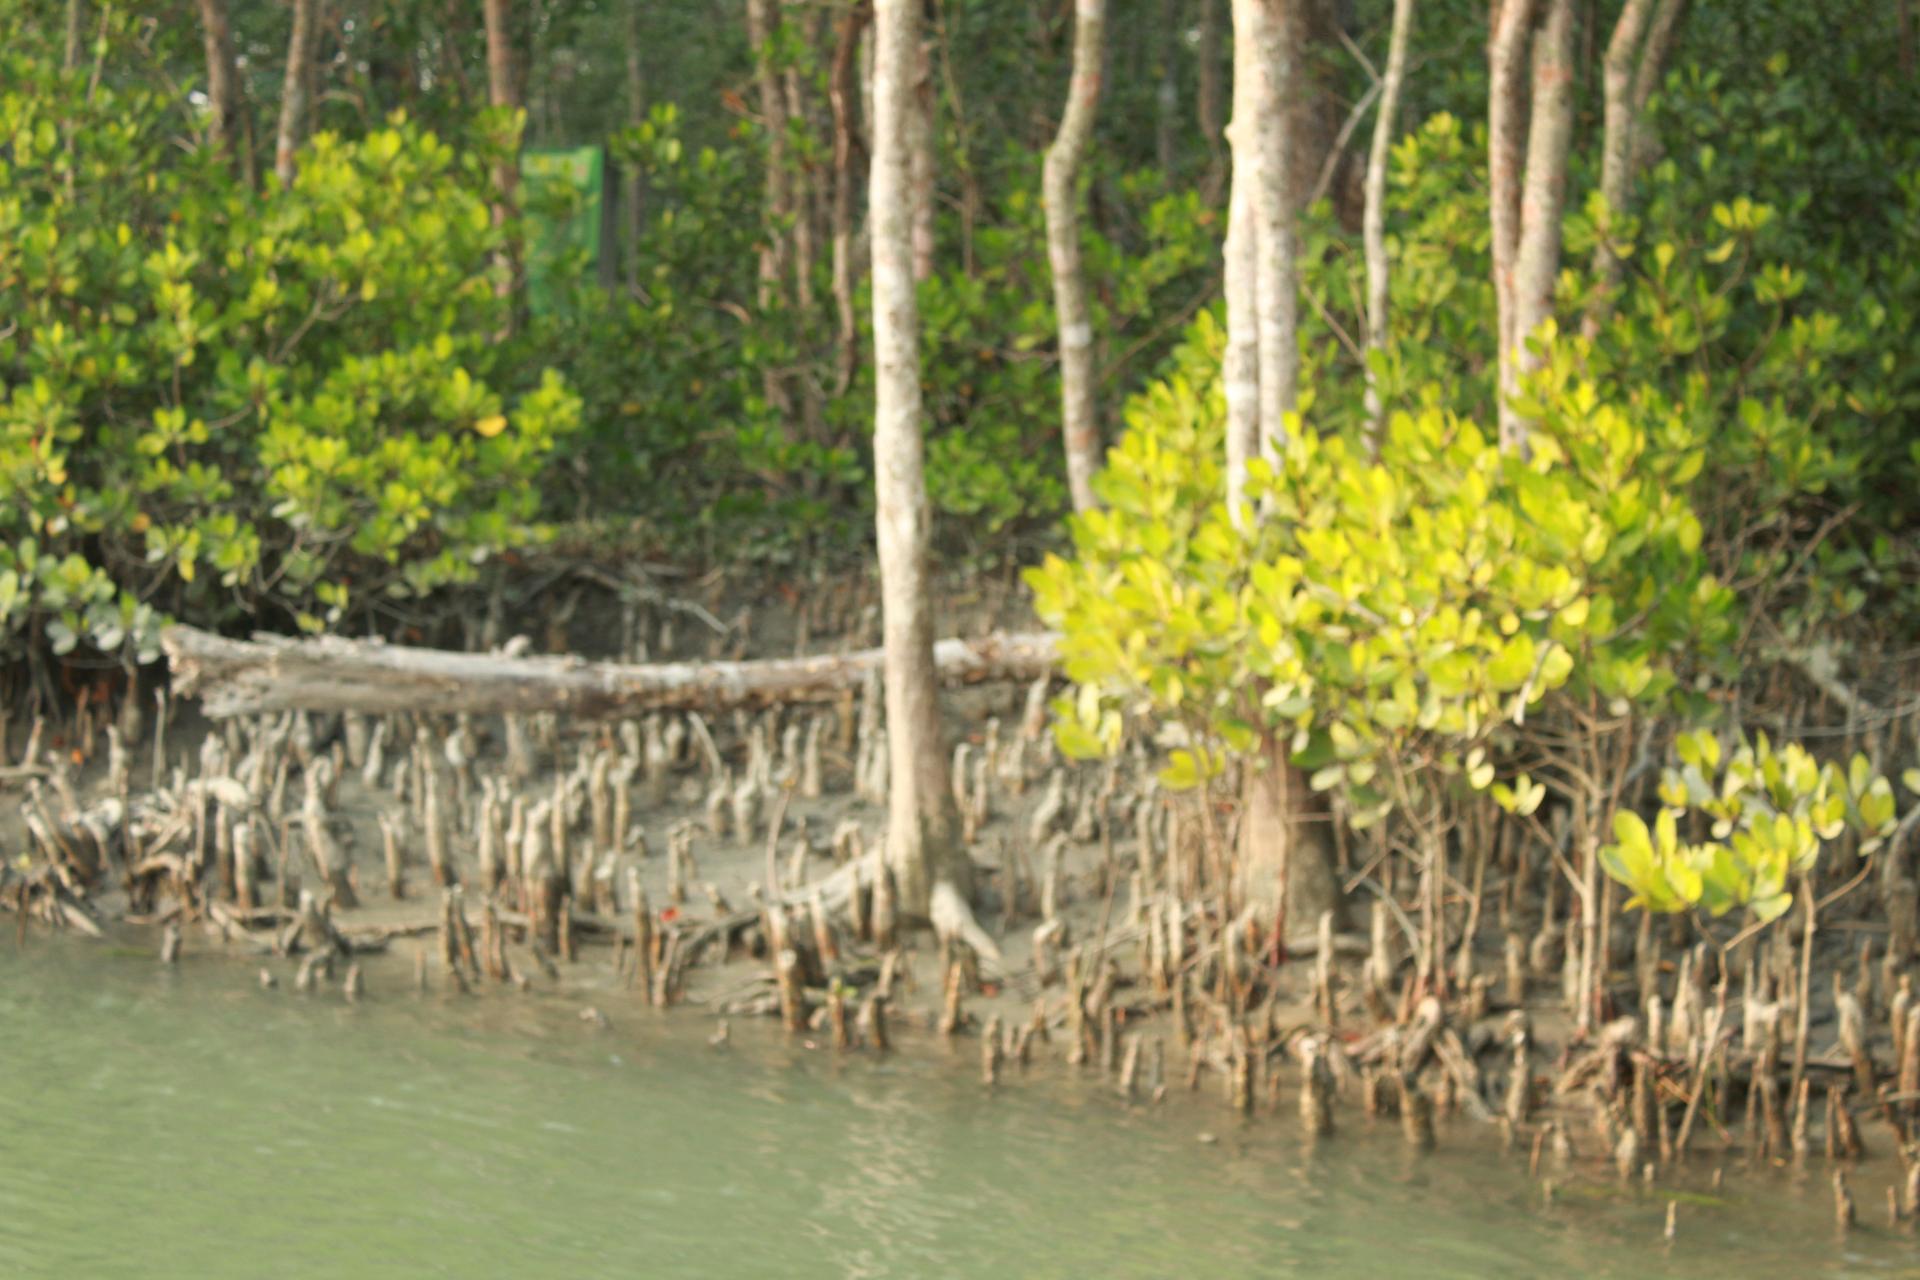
[900,155,1218,539]
[563,104,861,556]
[1028,315,1732,828]
[568,119,1220,560]
[1292,64,1920,646]
[0,15,578,655]
[1602,730,1900,925]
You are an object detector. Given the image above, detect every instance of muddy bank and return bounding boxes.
[7,574,1920,1246]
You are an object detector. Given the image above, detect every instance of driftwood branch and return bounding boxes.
[162,624,1059,719]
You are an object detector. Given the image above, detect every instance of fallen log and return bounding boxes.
[161,624,1060,719]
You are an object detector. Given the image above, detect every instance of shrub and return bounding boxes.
[1030,313,1733,849]
[0,17,579,659]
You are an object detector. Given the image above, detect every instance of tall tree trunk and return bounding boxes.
[483,0,521,312]
[1045,0,1107,515]
[830,2,872,394]
[194,0,241,157]
[908,21,937,281]
[748,0,797,422]
[748,0,793,311]
[1362,0,1415,448]
[1508,0,1574,446]
[1487,0,1534,450]
[1155,0,1180,174]
[274,0,316,187]
[1581,0,1654,335]
[624,0,647,294]
[872,0,970,916]
[1626,0,1685,177]
[785,3,830,447]
[1222,0,1261,527]
[784,1,822,314]
[1248,0,1297,468]
[1221,0,1344,932]
[1903,0,1916,78]
[64,0,83,70]
[1198,0,1226,197]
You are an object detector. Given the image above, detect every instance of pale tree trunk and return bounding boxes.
[861,21,876,152]
[274,0,316,188]
[1044,0,1107,515]
[784,2,828,445]
[871,0,971,916]
[1626,0,1685,177]
[830,2,872,394]
[1580,0,1654,335]
[784,1,822,313]
[1155,0,1180,174]
[746,0,796,421]
[1222,0,1343,932]
[1248,0,1297,468]
[908,26,937,281]
[1361,0,1415,449]
[64,0,83,70]
[484,0,521,310]
[1237,739,1343,939]
[747,0,792,311]
[1222,0,1261,527]
[195,0,241,156]
[1198,0,1226,197]
[624,1,646,294]
[1508,0,1574,444]
[1487,0,1533,450]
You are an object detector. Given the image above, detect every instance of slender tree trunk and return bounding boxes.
[64,0,83,70]
[1045,0,1107,515]
[1248,0,1297,467]
[624,1,647,294]
[1626,0,1685,177]
[1361,0,1414,449]
[785,3,830,447]
[1487,0,1533,450]
[830,2,872,394]
[484,0,521,312]
[1222,0,1261,527]
[748,0,793,311]
[1508,0,1574,443]
[872,0,970,916]
[861,19,876,150]
[746,0,796,421]
[274,0,316,187]
[1221,0,1344,933]
[1903,0,1916,78]
[1155,0,1180,174]
[1198,0,1226,197]
[784,1,822,314]
[908,21,937,281]
[1580,0,1654,335]
[194,0,241,156]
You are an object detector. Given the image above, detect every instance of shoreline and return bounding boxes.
[6,582,1920,1244]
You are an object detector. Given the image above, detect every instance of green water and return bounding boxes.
[2,937,1914,1278]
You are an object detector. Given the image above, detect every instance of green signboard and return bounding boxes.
[520,146,616,313]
